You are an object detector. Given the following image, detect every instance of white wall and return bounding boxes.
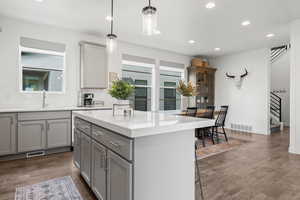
[289,19,300,154]
[210,48,270,135]
[0,16,191,110]
[270,50,290,126]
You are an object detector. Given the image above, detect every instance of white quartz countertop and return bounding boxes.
[0,106,111,113]
[73,110,215,138]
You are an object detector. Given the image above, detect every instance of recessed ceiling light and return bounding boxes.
[205,2,216,9]
[35,0,44,2]
[188,40,196,44]
[106,15,113,21]
[266,33,275,38]
[241,20,251,26]
[214,47,221,51]
[153,29,161,35]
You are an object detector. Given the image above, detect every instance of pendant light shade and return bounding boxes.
[142,0,157,35]
[107,0,117,53]
[106,33,117,53]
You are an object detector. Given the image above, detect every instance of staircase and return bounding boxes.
[270,92,282,133]
[270,44,290,133]
[271,44,290,63]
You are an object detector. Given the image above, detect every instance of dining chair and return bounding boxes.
[196,105,215,147]
[212,105,229,143]
[186,107,198,117]
[202,105,215,119]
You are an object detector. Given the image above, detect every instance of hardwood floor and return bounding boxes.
[0,129,299,200]
[0,152,96,200]
[198,128,300,200]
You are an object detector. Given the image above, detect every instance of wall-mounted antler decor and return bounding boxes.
[226,68,248,88]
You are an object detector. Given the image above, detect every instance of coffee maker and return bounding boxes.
[83,93,94,106]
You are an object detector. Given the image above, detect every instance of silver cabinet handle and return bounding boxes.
[110,141,120,148]
[9,117,14,125]
[100,150,106,169]
[41,124,44,131]
[94,131,104,137]
[47,123,50,131]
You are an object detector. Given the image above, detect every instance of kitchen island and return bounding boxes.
[73,110,215,200]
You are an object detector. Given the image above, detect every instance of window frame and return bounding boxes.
[122,60,155,111]
[159,66,185,111]
[19,46,66,94]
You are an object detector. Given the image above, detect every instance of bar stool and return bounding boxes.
[195,144,204,200]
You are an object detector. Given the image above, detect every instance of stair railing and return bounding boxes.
[270,92,282,122]
[271,44,290,63]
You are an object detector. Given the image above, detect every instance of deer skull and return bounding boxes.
[226,68,248,88]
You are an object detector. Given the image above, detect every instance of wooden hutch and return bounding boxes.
[187,65,217,109]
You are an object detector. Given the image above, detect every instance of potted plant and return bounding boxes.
[108,79,134,104]
[176,80,197,108]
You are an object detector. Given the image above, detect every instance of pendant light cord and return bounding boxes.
[111,0,114,34]
[148,0,151,6]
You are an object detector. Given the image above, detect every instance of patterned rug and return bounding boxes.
[196,137,249,160]
[15,176,83,200]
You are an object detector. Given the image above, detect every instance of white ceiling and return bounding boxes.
[0,0,299,56]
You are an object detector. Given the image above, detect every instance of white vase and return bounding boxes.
[182,96,196,110]
[117,99,130,105]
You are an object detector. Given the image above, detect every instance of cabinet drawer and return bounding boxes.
[75,118,91,136]
[92,125,133,161]
[18,111,71,121]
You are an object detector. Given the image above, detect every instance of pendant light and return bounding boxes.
[106,0,117,53]
[142,0,157,35]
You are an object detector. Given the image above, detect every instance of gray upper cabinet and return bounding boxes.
[0,114,16,156]
[91,141,107,200]
[18,120,46,152]
[80,42,108,89]
[74,129,81,169]
[47,119,71,148]
[107,150,132,200]
[80,132,92,186]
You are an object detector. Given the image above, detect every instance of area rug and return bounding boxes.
[196,137,248,160]
[15,176,83,200]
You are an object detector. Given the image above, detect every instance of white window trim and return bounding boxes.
[19,46,66,94]
[122,60,154,68]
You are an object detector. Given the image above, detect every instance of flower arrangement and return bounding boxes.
[176,80,197,97]
[108,80,134,100]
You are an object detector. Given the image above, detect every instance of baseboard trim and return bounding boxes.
[0,146,72,162]
[225,127,269,135]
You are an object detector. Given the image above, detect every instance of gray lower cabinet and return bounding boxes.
[0,114,16,155]
[47,119,71,148]
[107,150,132,200]
[91,141,107,200]
[74,117,133,200]
[74,129,81,169]
[18,120,46,152]
[80,132,92,186]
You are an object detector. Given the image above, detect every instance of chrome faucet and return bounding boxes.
[42,90,47,108]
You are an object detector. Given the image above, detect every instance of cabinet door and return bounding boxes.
[91,141,107,200]
[80,42,108,89]
[0,114,16,155]
[73,129,81,169]
[107,150,132,200]
[47,119,71,148]
[18,120,46,152]
[80,132,92,186]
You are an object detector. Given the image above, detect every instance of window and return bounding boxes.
[122,62,153,111]
[20,37,65,92]
[159,67,184,111]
